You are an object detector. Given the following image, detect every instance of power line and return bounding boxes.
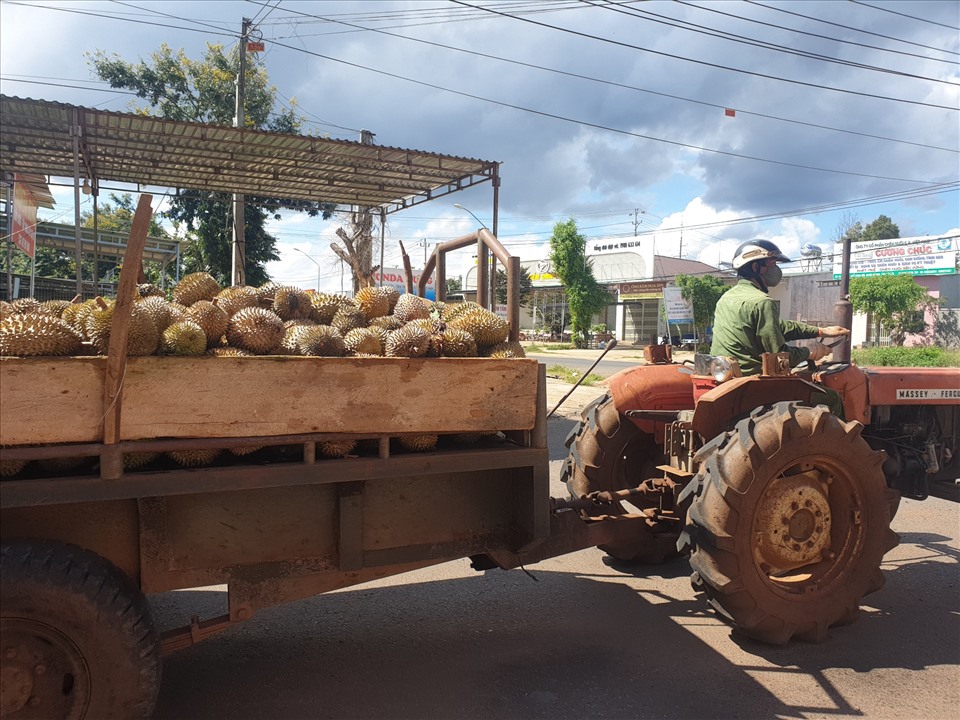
[850,0,960,31]
[449,0,957,111]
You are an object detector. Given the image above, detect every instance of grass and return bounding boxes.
[547,364,605,386]
[851,345,960,368]
[524,342,575,353]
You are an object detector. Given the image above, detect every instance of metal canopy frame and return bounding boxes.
[0,95,500,214]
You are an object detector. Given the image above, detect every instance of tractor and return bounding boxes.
[561,349,959,644]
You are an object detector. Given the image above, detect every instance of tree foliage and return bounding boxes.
[89,43,334,286]
[838,214,900,244]
[494,266,533,307]
[850,274,932,345]
[548,219,609,347]
[674,274,729,346]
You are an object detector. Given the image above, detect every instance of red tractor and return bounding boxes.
[561,351,959,644]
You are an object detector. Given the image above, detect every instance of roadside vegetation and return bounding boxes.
[547,364,604,386]
[852,346,960,367]
[525,342,575,352]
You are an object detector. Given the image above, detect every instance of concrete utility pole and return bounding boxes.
[833,234,854,362]
[631,208,644,236]
[231,17,252,287]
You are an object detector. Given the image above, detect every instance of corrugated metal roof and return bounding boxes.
[0,95,499,213]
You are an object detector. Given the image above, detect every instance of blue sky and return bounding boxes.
[2,0,957,292]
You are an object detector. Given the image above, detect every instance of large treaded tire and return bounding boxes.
[683,402,900,644]
[0,540,161,719]
[561,392,675,563]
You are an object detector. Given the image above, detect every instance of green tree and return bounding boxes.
[89,43,334,286]
[494,266,533,307]
[861,215,900,242]
[446,276,462,295]
[850,274,932,346]
[548,219,609,348]
[674,274,730,350]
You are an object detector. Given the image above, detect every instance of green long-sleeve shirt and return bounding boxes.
[710,279,821,376]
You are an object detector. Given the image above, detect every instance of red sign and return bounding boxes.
[247,41,265,52]
[11,175,37,258]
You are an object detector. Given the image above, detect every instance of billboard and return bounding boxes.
[663,286,694,324]
[833,235,957,278]
[11,175,38,258]
[374,267,436,301]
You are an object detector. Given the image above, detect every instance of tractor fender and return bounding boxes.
[606,364,695,439]
[691,375,826,441]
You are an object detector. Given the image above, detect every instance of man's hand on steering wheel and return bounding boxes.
[818,326,850,338]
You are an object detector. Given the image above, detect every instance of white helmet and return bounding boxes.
[732,240,791,274]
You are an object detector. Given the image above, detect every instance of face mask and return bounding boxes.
[764,264,783,287]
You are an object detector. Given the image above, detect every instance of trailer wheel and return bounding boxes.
[0,541,161,719]
[684,402,900,644]
[562,392,675,563]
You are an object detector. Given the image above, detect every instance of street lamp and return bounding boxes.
[453,203,487,229]
[294,248,322,292]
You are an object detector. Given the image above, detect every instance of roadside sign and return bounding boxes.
[663,286,694,324]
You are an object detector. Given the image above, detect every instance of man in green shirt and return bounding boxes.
[711,240,849,376]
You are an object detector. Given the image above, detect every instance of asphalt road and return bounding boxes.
[150,397,960,720]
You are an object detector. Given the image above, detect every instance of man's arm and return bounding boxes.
[755,300,811,366]
[781,318,821,341]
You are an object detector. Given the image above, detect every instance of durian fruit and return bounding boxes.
[447,306,509,350]
[160,320,208,356]
[0,458,27,477]
[86,300,160,356]
[298,325,346,357]
[61,300,95,338]
[272,286,314,322]
[123,452,160,471]
[344,327,383,356]
[10,297,41,315]
[439,328,478,358]
[355,286,391,322]
[368,315,403,332]
[310,292,350,325]
[393,293,430,323]
[332,303,365,335]
[173,272,221,306]
[207,346,254,357]
[38,299,72,317]
[226,307,285,355]
[186,301,229,349]
[398,434,438,452]
[167,448,221,467]
[137,283,166,299]
[256,281,284,309]
[318,440,356,458]
[0,314,83,356]
[405,318,445,357]
[0,301,13,320]
[381,286,400,313]
[215,286,259,317]
[483,341,526,359]
[138,296,178,333]
[279,320,317,355]
[385,324,430,358]
[229,445,262,456]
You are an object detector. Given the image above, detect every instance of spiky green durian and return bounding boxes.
[369,315,403,332]
[256,281,284,309]
[438,328,478,358]
[229,445,262,456]
[38,299,72,318]
[385,324,430,358]
[215,285,260,317]
[398,434,438,452]
[172,272,221,306]
[186,300,229,349]
[441,301,481,322]
[392,293,430,323]
[405,318,445,357]
[0,458,28,477]
[381,285,400,313]
[483,341,526,358]
[0,314,83,356]
[123,452,161,471]
[167,448,220,467]
[85,299,159,356]
[344,327,383,356]
[332,304,365,334]
[207,346,254,357]
[318,440,357,458]
[0,301,13,321]
[137,295,178,333]
[160,320,208,356]
[272,286,314,321]
[137,283,165,299]
[10,297,41,315]
[448,306,509,349]
[297,325,346,357]
[310,292,350,325]
[226,307,285,355]
[355,286,391,322]
[279,320,317,355]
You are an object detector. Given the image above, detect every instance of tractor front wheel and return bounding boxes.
[685,402,900,644]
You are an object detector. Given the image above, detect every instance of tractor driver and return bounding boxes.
[711,240,850,376]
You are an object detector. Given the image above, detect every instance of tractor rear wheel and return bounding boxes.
[0,541,161,719]
[684,402,900,644]
[562,393,676,563]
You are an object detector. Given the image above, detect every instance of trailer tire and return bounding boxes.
[562,392,676,563]
[0,540,161,719]
[684,402,900,644]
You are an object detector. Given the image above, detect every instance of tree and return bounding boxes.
[861,215,900,242]
[674,274,729,350]
[89,43,334,286]
[494,266,533,307]
[548,219,610,347]
[446,276,463,295]
[331,209,378,293]
[850,274,932,346]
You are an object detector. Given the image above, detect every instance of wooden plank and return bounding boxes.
[0,357,104,445]
[118,356,539,440]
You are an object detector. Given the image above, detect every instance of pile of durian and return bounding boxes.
[0,272,526,360]
[0,273,523,477]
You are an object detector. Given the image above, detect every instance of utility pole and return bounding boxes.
[231,17,252,287]
[631,208,644,236]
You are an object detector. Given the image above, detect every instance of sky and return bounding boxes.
[1,0,958,293]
